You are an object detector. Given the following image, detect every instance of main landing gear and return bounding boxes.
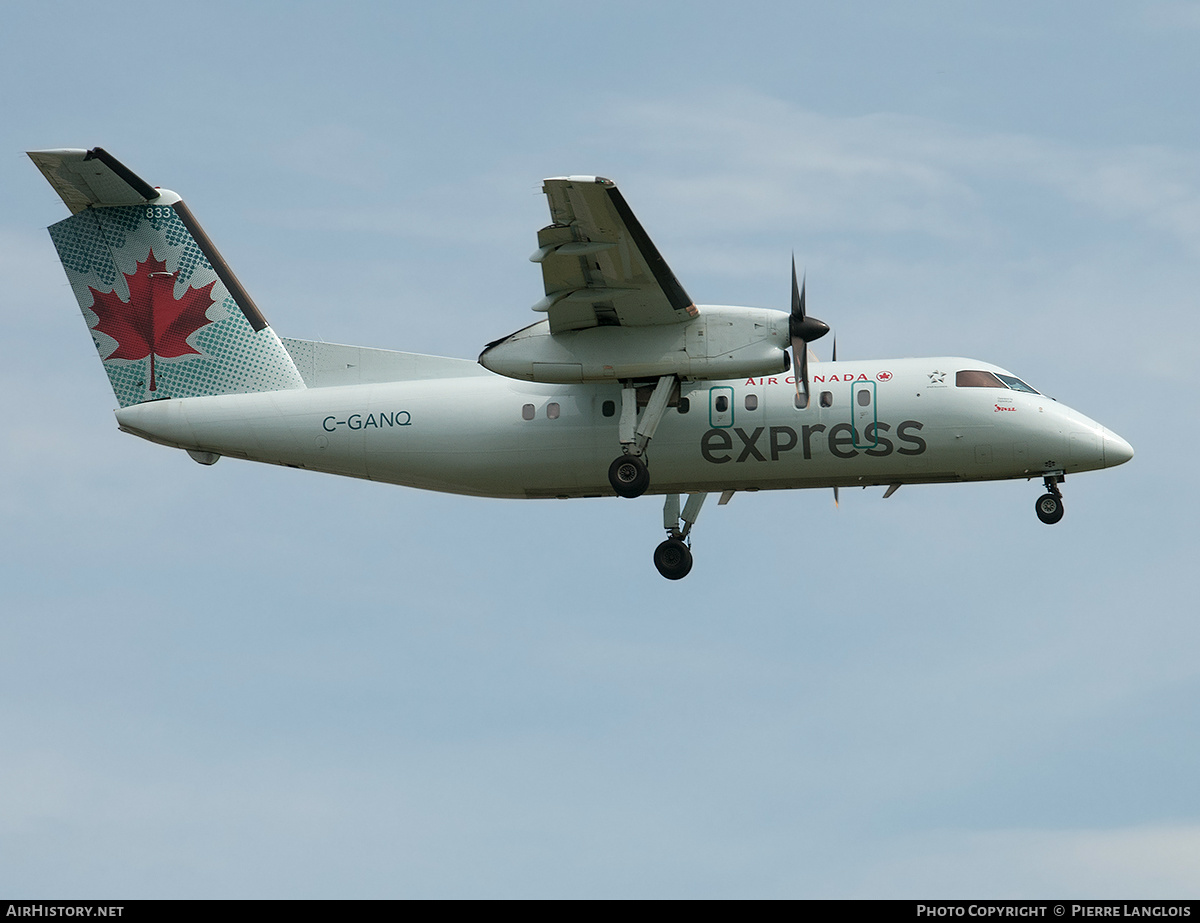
[654,492,707,580]
[1035,473,1065,525]
[607,375,677,499]
[609,455,649,498]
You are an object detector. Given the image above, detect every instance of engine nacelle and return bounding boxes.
[479,305,790,383]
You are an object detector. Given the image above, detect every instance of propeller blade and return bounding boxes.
[794,338,810,402]
[833,485,840,508]
[788,274,829,344]
[788,257,828,401]
[791,256,803,318]
[832,334,837,363]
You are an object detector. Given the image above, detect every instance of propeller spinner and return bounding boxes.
[789,258,830,402]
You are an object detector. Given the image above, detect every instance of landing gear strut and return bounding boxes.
[607,375,677,499]
[1035,473,1065,525]
[654,492,707,580]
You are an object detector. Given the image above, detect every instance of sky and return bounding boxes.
[2,0,1198,899]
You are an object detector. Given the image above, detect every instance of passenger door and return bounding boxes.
[852,380,878,449]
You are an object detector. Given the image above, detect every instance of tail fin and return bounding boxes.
[30,148,305,407]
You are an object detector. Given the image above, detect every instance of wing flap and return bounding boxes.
[535,177,696,333]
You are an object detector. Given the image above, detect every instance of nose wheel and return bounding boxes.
[654,538,693,580]
[1035,474,1065,525]
[653,492,708,579]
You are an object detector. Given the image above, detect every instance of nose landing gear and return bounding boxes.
[654,492,708,579]
[1035,473,1065,525]
[653,538,693,580]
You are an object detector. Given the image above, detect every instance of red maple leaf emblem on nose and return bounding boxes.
[87,251,217,392]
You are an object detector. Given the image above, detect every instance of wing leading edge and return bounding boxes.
[532,176,698,333]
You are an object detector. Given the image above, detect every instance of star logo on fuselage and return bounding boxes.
[929,370,946,383]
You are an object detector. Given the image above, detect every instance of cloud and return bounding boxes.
[603,91,1200,257]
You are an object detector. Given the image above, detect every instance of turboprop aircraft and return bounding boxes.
[30,148,1133,579]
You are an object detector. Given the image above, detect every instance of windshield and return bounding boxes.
[995,373,1040,394]
[955,369,1041,394]
[956,370,1006,388]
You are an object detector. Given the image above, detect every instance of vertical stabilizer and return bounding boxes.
[31,148,305,407]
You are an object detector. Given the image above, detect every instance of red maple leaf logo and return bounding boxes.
[88,250,217,392]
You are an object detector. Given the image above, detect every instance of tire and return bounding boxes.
[608,455,649,498]
[653,538,693,580]
[1035,492,1064,525]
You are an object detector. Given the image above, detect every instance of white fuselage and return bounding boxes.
[113,355,1132,500]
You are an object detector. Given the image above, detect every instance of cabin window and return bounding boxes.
[546,402,560,420]
[744,394,758,411]
[715,395,729,413]
[522,403,535,421]
[677,397,690,414]
[857,389,871,407]
[794,392,809,410]
[956,370,1006,389]
[996,374,1040,394]
[602,400,615,417]
[820,391,833,408]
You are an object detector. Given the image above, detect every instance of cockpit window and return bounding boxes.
[995,373,1040,394]
[955,370,1006,389]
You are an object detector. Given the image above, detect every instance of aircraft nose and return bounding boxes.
[1103,428,1134,467]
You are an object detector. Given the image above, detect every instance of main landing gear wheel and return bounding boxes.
[653,538,693,580]
[1035,492,1064,525]
[609,455,649,498]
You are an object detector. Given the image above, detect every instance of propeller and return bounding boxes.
[789,257,830,403]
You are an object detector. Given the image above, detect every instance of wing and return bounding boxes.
[531,176,698,333]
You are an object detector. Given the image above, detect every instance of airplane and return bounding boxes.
[29,148,1134,579]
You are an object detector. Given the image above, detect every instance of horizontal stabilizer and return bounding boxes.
[29,148,159,214]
